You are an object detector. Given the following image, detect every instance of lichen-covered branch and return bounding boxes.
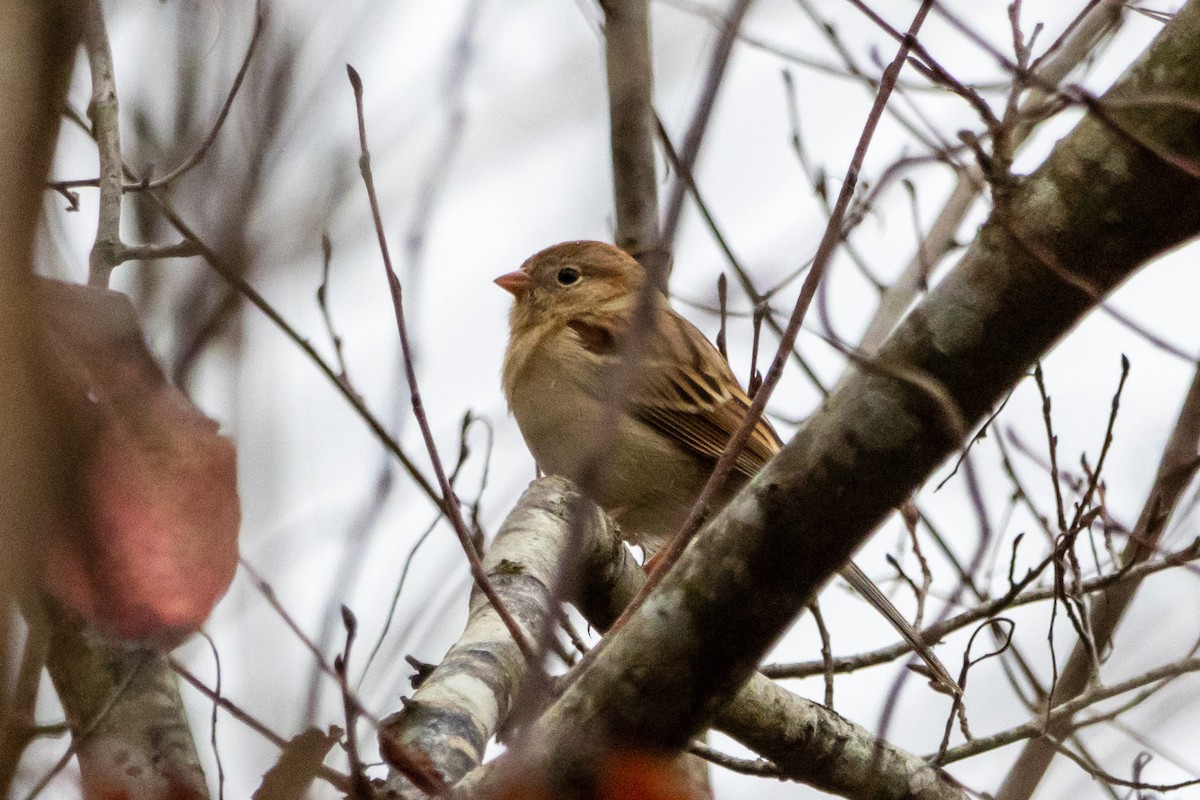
[42,606,209,800]
[460,2,1200,793]
[719,677,963,800]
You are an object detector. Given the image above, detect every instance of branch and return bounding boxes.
[718,676,963,800]
[760,542,1200,680]
[608,0,936,653]
[345,65,536,663]
[0,1,95,793]
[81,0,123,289]
[658,0,754,257]
[600,0,662,278]
[170,659,351,794]
[936,657,1200,765]
[457,2,1200,791]
[377,479,612,795]
[51,3,265,195]
[39,604,209,800]
[0,0,80,658]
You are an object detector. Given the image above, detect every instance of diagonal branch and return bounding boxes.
[659,0,755,259]
[346,66,536,664]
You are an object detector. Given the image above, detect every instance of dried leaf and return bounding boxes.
[253,727,342,800]
[37,279,240,646]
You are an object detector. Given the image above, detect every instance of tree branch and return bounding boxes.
[81,0,123,289]
[658,0,755,259]
[377,479,611,795]
[601,0,663,279]
[0,0,81,791]
[40,605,209,800]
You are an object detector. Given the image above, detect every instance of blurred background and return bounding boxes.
[19,0,1200,797]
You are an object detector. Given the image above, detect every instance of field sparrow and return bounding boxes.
[498,240,956,694]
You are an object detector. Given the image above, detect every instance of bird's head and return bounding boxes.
[495,241,645,334]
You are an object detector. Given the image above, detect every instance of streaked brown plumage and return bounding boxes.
[497,240,958,694]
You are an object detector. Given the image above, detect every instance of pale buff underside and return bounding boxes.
[503,321,739,554]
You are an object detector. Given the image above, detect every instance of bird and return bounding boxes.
[496,240,958,695]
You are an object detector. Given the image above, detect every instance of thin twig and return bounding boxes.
[346,64,537,664]
[334,609,374,800]
[654,115,830,396]
[316,233,350,382]
[170,659,351,794]
[936,657,1200,766]
[659,0,755,254]
[760,541,1200,679]
[59,101,447,518]
[53,5,265,194]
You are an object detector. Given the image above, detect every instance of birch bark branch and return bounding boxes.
[383,478,964,799]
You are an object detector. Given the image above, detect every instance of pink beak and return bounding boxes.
[494,271,531,298]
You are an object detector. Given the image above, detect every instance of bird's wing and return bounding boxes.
[632,309,782,479]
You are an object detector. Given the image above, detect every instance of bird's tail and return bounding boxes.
[839,561,962,696]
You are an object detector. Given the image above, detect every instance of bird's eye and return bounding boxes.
[556,267,581,286]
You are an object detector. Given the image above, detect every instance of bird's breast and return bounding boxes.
[505,333,718,552]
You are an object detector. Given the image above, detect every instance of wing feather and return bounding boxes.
[632,310,782,478]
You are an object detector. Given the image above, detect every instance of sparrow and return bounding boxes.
[496,240,958,695]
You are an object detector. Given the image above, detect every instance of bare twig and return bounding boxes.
[659,0,755,255]
[855,0,1124,353]
[315,234,350,382]
[996,358,1200,800]
[52,4,265,195]
[117,240,202,263]
[81,0,123,288]
[654,115,830,396]
[171,659,351,794]
[346,65,536,664]
[133,4,264,192]
[761,542,1200,679]
[333,609,374,800]
[937,657,1200,766]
